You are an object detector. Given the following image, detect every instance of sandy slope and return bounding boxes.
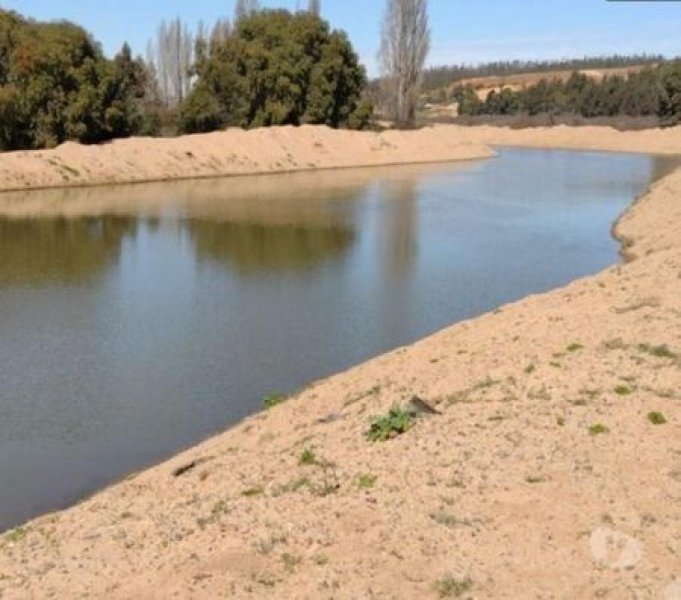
[0,125,492,193]
[1,128,681,598]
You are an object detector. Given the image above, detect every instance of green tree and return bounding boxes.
[0,9,157,150]
[179,10,369,133]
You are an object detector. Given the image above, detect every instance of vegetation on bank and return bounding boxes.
[179,10,370,133]
[449,61,681,124]
[0,7,371,151]
[0,10,155,150]
[421,54,665,92]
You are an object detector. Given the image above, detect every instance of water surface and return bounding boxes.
[0,148,671,530]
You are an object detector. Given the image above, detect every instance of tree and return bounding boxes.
[308,0,321,16]
[235,0,260,23]
[0,9,157,149]
[153,18,194,105]
[379,0,430,123]
[658,60,681,124]
[180,10,369,132]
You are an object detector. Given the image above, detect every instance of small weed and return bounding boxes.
[358,473,377,489]
[526,475,545,484]
[242,486,264,497]
[365,406,414,442]
[431,512,472,529]
[614,385,632,396]
[557,416,566,426]
[434,575,473,598]
[589,424,610,436]
[474,376,499,390]
[61,164,80,177]
[648,411,668,425]
[313,553,329,566]
[549,361,561,368]
[4,527,28,543]
[567,343,584,353]
[262,392,287,409]
[281,553,301,572]
[524,364,536,374]
[638,343,677,359]
[299,448,316,466]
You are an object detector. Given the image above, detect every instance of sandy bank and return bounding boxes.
[452,123,681,155]
[1,130,681,598]
[1,124,680,197]
[0,125,492,193]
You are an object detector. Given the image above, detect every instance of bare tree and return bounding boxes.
[235,0,260,23]
[153,18,194,106]
[379,0,430,123]
[308,0,321,16]
[210,18,232,46]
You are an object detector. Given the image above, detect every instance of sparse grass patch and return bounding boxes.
[549,361,561,368]
[603,338,626,351]
[242,486,265,497]
[614,385,632,396]
[648,411,668,425]
[524,364,536,374]
[299,448,316,466]
[344,385,381,407]
[557,416,566,426]
[358,473,377,489]
[589,424,610,436]
[262,392,287,409]
[434,575,473,598]
[567,343,584,353]
[4,527,28,543]
[365,406,414,442]
[61,164,80,177]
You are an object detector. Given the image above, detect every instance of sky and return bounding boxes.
[3,0,681,75]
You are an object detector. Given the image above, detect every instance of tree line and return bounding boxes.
[0,1,380,151]
[451,62,681,123]
[421,54,666,92]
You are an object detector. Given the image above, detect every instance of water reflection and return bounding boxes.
[0,217,137,285]
[190,221,355,274]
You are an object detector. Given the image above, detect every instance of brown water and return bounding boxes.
[0,148,674,531]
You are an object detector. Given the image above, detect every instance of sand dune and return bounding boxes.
[0,127,681,598]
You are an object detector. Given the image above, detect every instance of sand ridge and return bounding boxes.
[0,125,492,193]
[0,127,680,598]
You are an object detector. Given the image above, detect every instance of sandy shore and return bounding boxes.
[0,125,493,193]
[1,127,681,598]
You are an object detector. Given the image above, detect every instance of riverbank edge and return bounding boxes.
[1,126,681,598]
[0,125,494,195]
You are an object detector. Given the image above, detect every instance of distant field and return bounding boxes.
[449,64,655,101]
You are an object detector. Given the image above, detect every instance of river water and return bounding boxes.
[0,147,673,530]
